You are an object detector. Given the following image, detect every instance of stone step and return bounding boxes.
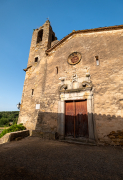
[65,137,96,144]
[59,140,97,146]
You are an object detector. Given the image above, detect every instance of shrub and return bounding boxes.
[0,124,26,138]
[0,118,9,126]
[0,111,19,126]
[13,117,18,125]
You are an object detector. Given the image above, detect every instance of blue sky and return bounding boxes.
[0,0,123,111]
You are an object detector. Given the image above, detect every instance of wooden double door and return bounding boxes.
[65,100,88,138]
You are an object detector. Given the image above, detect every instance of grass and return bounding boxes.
[0,127,10,133]
[0,124,26,138]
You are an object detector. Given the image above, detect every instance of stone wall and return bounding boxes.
[0,130,29,144]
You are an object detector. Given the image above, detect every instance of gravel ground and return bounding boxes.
[0,137,123,180]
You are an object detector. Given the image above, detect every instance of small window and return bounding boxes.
[95,56,99,66]
[56,66,58,74]
[52,34,55,42]
[32,89,34,95]
[35,57,38,62]
[37,29,43,43]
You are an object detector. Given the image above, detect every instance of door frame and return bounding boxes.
[58,90,95,140]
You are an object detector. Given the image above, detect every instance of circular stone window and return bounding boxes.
[67,52,82,65]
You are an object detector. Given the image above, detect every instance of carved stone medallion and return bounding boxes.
[67,52,82,65]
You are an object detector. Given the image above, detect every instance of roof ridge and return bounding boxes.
[46,24,123,54]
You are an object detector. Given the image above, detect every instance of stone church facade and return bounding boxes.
[18,20,123,145]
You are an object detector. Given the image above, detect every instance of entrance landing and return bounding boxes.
[60,136,97,146]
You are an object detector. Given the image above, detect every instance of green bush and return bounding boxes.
[0,124,26,138]
[0,111,19,127]
[0,118,9,126]
[13,117,18,125]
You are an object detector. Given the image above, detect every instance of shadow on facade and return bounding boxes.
[33,111,123,143]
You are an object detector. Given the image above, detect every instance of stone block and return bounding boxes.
[118,136,123,139]
[108,135,115,139]
[112,139,121,142]
[110,131,116,134]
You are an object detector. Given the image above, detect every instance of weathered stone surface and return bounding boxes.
[107,130,123,145]
[18,21,123,145]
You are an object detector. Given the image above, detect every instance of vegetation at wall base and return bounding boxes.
[0,124,26,138]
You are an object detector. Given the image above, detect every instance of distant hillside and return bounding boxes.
[0,111,19,126]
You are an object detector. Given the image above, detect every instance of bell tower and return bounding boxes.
[27,20,57,67]
[18,20,57,130]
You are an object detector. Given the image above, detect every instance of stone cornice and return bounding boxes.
[59,87,92,93]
